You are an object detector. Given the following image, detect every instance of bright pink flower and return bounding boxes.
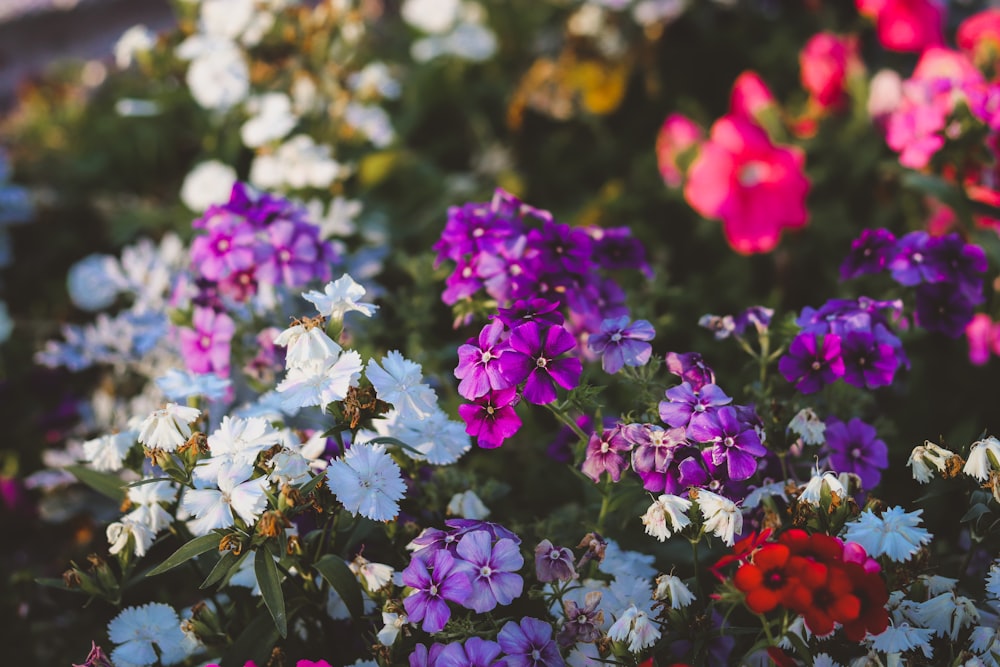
[729,71,777,123]
[965,313,996,365]
[800,32,861,110]
[656,113,703,188]
[683,115,810,254]
[958,8,1000,72]
[178,307,235,377]
[857,0,945,53]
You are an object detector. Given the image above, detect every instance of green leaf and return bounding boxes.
[297,470,327,496]
[314,554,363,619]
[219,609,280,667]
[960,503,991,523]
[200,549,243,590]
[126,477,173,489]
[254,549,287,638]
[146,533,221,577]
[66,464,126,503]
[366,436,424,457]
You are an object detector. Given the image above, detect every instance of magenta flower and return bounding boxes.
[455,319,514,400]
[258,219,325,287]
[456,530,524,613]
[856,0,944,53]
[402,549,473,633]
[178,307,235,376]
[626,423,702,494]
[664,351,716,390]
[189,214,259,281]
[581,426,633,483]
[823,417,889,490]
[688,406,766,481]
[840,229,897,280]
[656,113,704,188]
[778,332,845,394]
[458,388,522,449]
[497,617,565,667]
[587,316,655,374]
[501,322,582,405]
[799,32,860,111]
[684,114,809,255]
[410,644,447,667]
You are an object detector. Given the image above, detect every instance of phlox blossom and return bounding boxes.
[656,113,703,188]
[856,0,945,53]
[137,403,201,452]
[684,114,809,254]
[325,442,406,522]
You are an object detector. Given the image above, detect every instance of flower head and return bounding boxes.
[303,274,378,321]
[137,404,202,452]
[325,442,406,522]
[842,507,932,562]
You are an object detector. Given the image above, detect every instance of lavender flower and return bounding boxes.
[456,530,524,613]
[410,643,448,667]
[402,549,473,633]
[534,540,576,583]
[664,351,715,389]
[455,319,514,400]
[557,590,604,647]
[587,316,655,374]
[658,382,732,434]
[436,637,506,667]
[581,426,633,483]
[626,424,704,494]
[688,406,766,481]
[497,617,565,667]
[501,322,582,405]
[823,417,889,490]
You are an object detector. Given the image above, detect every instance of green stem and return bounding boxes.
[760,614,777,647]
[595,483,611,535]
[545,403,589,443]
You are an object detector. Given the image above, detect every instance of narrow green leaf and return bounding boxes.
[254,550,287,638]
[219,610,280,667]
[297,470,327,496]
[366,435,424,457]
[146,533,221,577]
[126,477,173,489]
[314,554,363,619]
[960,503,991,523]
[66,465,126,503]
[200,549,242,589]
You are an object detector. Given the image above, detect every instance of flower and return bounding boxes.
[688,405,766,481]
[137,404,202,452]
[325,442,406,522]
[107,603,190,667]
[447,490,490,520]
[402,549,473,633]
[842,507,932,562]
[608,605,661,653]
[800,32,860,111]
[822,417,889,490]
[274,323,343,369]
[856,0,944,53]
[502,322,583,405]
[456,529,524,613]
[788,408,826,446]
[455,319,514,400]
[839,228,897,280]
[963,435,1000,481]
[457,388,522,449]
[641,494,692,542]
[182,470,268,534]
[435,637,505,667]
[275,351,364,411]
[869,623,934,658]
[497,617,565,667]
[587,316,655,374]
[534,540,576,583]
[656,113,704,188]
[107,518,155,558]
[557,590,603,647]
[303,274,378,321]
[799,468,845,506]
[366,351,438,420]
[654,574,695,609]
[72,641,114,667]
[377,612,407,646]
[778,333,844,394]
[180,161,236,213]
[695,489,743,546]
[156,369,231,402]
[83,431,138,472]
[684,114,809,254]
[581,425,632,483]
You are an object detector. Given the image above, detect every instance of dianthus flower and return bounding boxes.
[842,506,932,562]
[325,442,406,522]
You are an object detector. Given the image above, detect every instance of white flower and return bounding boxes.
[325,442,406,521]
[969,625,1000,658]
[365,350,437,419]
[918,574,958,596]
[250,134,344,190]
[350,554,394,592]
[241,92,297,148]
[207,415,281,464]
[868,69,903,120]
[401,0,460,33]
[799,468,845,506]
[114,24,155,69]
[348,62,401,100]
[274,324,342,369]
[180,160,236,212]
[914,592,980,640]
[604,575,656,618]
[370,407,470,465]
[377,611,407,646]
[641,494,691,542]
[108,603,189,667]
[199,0,255,40]
[870,623,934,658]
[788,408,826,446]
[67,254,122,311]
[182,471,268,535]
[743,481,789,509]
[185,46,250,112]
[155,369,231,402]
[607,604,660,652]
[137,404,201,451]
[964,436,1000,482]
[344,103,395,148]
[276,351,363,411]
[811,654,842,667]
[83,431,137,472]
[842,506,932,562]
[607,604,638,642]
[447,490,490,519]
[695,489,743,546]
[125,479,178,534]
[986,558,1000,601]
[653,573,695,609]
[598,539,657,580]
[107,518,155,558]
[303,274,378,321]
[305,196,361,239]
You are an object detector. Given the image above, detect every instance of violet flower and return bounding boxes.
[557,591,604,648]
[436,637,506,667]
[458,388,521,449]
[587,316,655,374]
[840,228,897,280]
[502,322,582,405]
[455,319,514,400]
[581,425,633,483]
[914,283,979,338]
[497,617,565,667]
[823,417,889,489]
[402,549,473,633]
[178,307,235,376]
[496,298,564,329]
[688,406,766,481]
[590,226,653,278]
[888,231,936,286]
[777,332,844,394]
[664,351,716,389]
[626,424,702,494]
[840,328,899,388]
[658,382,732,434]
[410,643,447,667]
[534,540,576,583]
[456,530,524,613]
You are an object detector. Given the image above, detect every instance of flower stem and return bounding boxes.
[545,402,589,443]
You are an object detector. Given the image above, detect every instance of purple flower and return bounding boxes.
[581,426,633,483]
[840,328,899,388]
[496,298,564,329]
[411,643,447,667]
[178,307,235,376]
[502,322,582,405]
[840,228,897,280]
[455,319,514,400]
[526,221,593,278]
[658,382,732,434]
[587,316,655,374]
[914,283,979,338]
[534,540,575,583]
[456,530,524,613]
[433,201,520,267]
[189,214,260,282]
[258,219,334,287]
[497,617,565,667]
[823,417,889,490]
[72,642,114,667]
[688,406,766,481]
[590,226,653,278]
[777,333,845,394]
[458,388,522,449]
[664,351,715,389]
[402,549,473,633]
[437,638,507,667]
[888,231,935,286]
[626,424,700,494]
[446,519,522,545]
[443,258,484,305]
[556,591,604,647]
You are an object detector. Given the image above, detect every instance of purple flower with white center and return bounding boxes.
[410,643,447,667]
[888,231,936,286]
[777,332,845,394]
[446,519,522,545]
[823,416,889,490]
[436,637,506,667]
[456,530,524,613]
[178,307,235,376]
[914,283,980,338]
[455,319,514,400]
[526,220,593,278]
[564,278,629,334]
[840,327,899,388]
[840,228,897,280]
[258,219,331,287]
[626,424,705,494]
[534,540,575,583]
[658,382,732,434]
[496,298,564,329]
[587,316,655,374]
[476,237,541,305]
[497,617,565,667]
[433,201,520,266]
[458,388,522,449]
[916,233,987,287]
[443,257,484,305]
[590,226,653,278]
[556,591,604,647]
[402,549,473,633]
[664,351,715,389]
[688,406,766,481]
[501,322,582,405]
[733,306,774,337]
[581,425,633,483]
[409,527,462,556]
[189,214,259,282]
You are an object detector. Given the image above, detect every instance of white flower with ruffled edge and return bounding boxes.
[108,602,191,667]
[641,494,691,542]
[325,442,406,522]
[842,506,931,562]
[107,518,155,558]
[303,274,378,321]
[241,92,297,148]
[180,160,236,213]
[653,573,695,609]
[447,489,490,519]
[695,489,743,546]
[83,430,138,472]
[964,436,1000,482]
[182,470,268,535]
[274,323,342,369]
[137,404,201,451]
[365,350,437,419]
[124,478,177,534]
[276,351,363,411]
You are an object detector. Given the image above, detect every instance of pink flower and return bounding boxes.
[958,8,1000,72]
[178,307,235,377]
[856,0,945,53]
[729,71,778,124]
[684,114,810,255]
[656,113,703,188]
[800,32,861,111]
[966,313,996,365]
